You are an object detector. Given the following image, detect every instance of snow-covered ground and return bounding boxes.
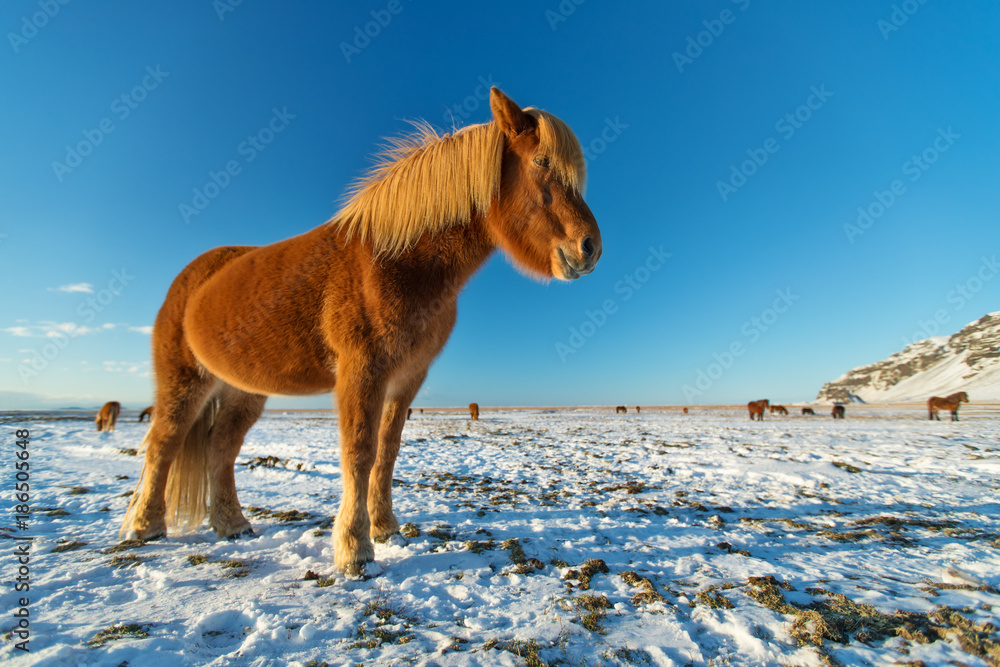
[2,406,999,666]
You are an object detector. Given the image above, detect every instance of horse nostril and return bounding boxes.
[581,237,595,260]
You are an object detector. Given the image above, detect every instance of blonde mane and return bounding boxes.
[331,109,586,255]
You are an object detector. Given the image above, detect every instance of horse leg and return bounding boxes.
[122,374,218,541]
[369,371,426,544]
[207,385,268,538]
[333,358,387,575]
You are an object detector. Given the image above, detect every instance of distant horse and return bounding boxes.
[139,406,154,422]
[635,406,641,414]
[406,408,412,420]
[96,401,121,432]
[682,407,689,415]
[615,405,627,414]
[748,399,769,421]
[832,405,846,419]
[801,407,815,416]
[419,409,423,414]
[120,88,601,576]
[469,403,480,421]
[928,391,968,421]
[769,405,788,416]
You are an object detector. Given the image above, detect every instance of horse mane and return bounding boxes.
[331,109,586,255]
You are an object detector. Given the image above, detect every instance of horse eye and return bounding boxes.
[533,156,550,169]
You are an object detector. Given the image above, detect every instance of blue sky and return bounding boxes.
[3,1,999,410]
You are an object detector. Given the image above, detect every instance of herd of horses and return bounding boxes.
[94,88,977,578]
[742,392,969,421]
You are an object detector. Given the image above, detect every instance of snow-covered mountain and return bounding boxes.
[817,311,1000,403]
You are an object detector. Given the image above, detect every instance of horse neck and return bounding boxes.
[330,213,495,311]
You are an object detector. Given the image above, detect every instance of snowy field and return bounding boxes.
[2,406,999,666]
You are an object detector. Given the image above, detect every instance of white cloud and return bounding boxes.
[129,326,154,335]
[49,283,94,294]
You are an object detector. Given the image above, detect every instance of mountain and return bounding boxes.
[816,312,1000,403]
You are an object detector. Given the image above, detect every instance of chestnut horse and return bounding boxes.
[139,406,154,422]
[801,407,815,416]
[120,88,601,575]
[96,401,121,432]
[928,391,968,421]
[769,405,788,416]
[832,405,846,419]
[615,405,627,414]
[747,399,769,421]
[635,406,641,414]
[469,403,479,421]
[682,407,689,415]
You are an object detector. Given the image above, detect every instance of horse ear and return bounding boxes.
[490,87,531,138]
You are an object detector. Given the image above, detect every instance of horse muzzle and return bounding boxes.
[556,237,601,280]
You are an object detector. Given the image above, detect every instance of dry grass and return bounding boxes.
[745,576,1000,666]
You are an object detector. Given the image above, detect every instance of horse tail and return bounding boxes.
[118,398,218,538]
[165,397,218,534]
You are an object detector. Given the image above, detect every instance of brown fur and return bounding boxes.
[615,405,627,414]
[139,406,154,422]
[801,407,815,416]
[468,403,479,421]
[406,408,412,420]
[96,401,121,432]
[635,406,641,414]
[928,391,968,421]
[119,88,601,575]
[832,405,846,419]
[769,405,788,416]
[747,399,769,421]
[682,407,689,415]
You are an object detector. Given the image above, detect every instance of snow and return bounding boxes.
[3,407,999,666]
[857,352,1000,403]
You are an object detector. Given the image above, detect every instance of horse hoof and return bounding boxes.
[374,532,408,548]
[124,527,166,543]
[342,560,382,580]
[225,528,256,541]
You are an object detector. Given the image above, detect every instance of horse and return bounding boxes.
[635,406,641,414]
[406,408,412,420]
[120,88,600,576]
[801,407,815,416]
[769,405,788,416]
[615,405,627,414]
[928,391,968,421]
[832,405,846,419]
[682,407,689,415]
[139,406,154,422]
[96,401,121,432]
[747,399,769,421]
[469,403,479,421]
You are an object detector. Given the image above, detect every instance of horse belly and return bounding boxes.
[184,256,336,396]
